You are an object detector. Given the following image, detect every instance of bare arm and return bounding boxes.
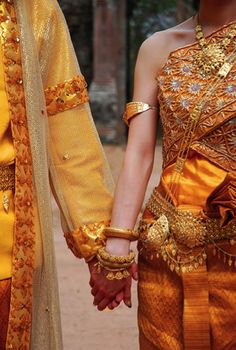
[107,39,159,255]
[90,36,165,311]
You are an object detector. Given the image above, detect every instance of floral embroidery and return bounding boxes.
[226,84,236,95]
[157,22,236,173]
[170,79,182,91]
[0,1,35,349]
[188,82,201,94]
[45,75,89,116]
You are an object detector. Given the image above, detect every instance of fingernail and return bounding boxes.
[126,301,132,308]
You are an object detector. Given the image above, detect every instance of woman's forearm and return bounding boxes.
[111,151,154,228]
[106,147,155,255]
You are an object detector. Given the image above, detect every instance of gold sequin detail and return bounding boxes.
[45,75,89,116]
[64,221,109,262]
[0,164,15,191]
[0,2,35,349]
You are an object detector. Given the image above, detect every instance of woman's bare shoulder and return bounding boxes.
[138,17,195,75]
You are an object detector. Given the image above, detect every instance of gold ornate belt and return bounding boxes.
[138,188,236,273]
[0,163,15,213]
[0,163,15,191]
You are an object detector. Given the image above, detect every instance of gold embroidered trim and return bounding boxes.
[123,101,157,126]
[0,164,15,191]
[64,221,109,262]
[45,75,89,116]
[0,2,35,349]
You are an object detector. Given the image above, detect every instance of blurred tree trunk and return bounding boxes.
[89,0,126,143]
[58,0,93,84]
[116,0,127,117]
[176,0,186,22]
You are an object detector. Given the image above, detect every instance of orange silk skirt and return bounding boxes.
[138,228,236,350]
[138,153,236,349]
[0,279,11,350]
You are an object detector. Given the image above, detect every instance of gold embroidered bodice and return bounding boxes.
[157,22,236,173]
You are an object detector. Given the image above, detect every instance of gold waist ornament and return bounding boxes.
[0,163,15,213]
[0,163,15,192]
[138,189,236,274]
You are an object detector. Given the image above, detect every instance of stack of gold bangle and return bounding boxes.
[103,226,139,241]
[96,247,136,281]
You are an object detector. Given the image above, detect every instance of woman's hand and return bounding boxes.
[88,239,138,311]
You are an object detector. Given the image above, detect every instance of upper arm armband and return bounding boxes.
[123,101,157,126]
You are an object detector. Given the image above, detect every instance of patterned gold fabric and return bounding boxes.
[138,241,236,350]
[45,75,89,116]
[0,2,36,348]
[64,221,108,262]
[157,22,236,172]
[138,21,236,349]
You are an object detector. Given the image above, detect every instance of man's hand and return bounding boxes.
[88,259,138,311]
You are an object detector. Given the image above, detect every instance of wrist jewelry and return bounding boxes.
[104,268,130,281]
[96,247,136,280]
[97,247,135,264]
[104,226,139,241]
[97,254,135,269]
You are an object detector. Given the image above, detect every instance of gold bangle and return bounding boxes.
[97,254,134,270]
[104,227,139,241]
[97,246,136,264]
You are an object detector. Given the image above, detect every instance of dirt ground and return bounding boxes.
[53,145,162,350]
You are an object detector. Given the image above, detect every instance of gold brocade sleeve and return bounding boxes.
[45,75,89,116]
[35,1,114,261]
[64,221,108,262]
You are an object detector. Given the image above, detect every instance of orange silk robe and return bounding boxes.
[138,22,236,350]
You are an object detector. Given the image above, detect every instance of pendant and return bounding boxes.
[3,192,10,213]
[194,43,225,76]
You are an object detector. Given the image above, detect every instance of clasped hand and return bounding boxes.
[88,259,138,311]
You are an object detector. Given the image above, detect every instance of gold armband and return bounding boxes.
[64,221,108,262]
[104,226,139,241]
[123,101,157,126]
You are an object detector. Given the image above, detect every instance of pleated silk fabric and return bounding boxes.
[138,240,236,349]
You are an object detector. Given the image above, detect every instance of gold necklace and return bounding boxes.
[194,16,236,76]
